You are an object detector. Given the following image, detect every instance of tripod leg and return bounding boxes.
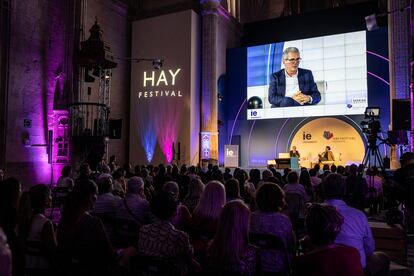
[363,147,371,167]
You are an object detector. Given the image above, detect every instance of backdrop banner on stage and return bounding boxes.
[224,145,239,168]
[289,117,365,168]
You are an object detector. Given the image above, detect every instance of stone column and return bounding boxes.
[200,0,220,165]
[388,0,412,162]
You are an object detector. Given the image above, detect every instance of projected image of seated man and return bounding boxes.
[268,47,321,107]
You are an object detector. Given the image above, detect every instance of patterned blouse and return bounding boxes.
[138,220,193,259]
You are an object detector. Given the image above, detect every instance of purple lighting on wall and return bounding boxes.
[142,126,156,163]
[229,98,247,144]
[366,50,389,62]
[367,71,390,86]
[153,99,183,163]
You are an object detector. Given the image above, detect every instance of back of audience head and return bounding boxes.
[0,177,21,208]
[400,152,414,167]
[225,178,240,200]
[305,203,344,246]
[262,169,273,181]
[287,171,299,184]
[330,164,337,173]
[208,200,251,266]
[349,163,358,175]
[62,179,98,224]
[193,180,225,219]
[17,184,51,240]
[127,176,145,195]
[163,181,179,199]
[185,178,204,199]
[366,166,379,176]
[299,170,312,186]
[336,165,345,175]
[309,168,317,177]
[322,164,330,171]
[97,175,113,194]
[283,168,291,175]
[79,163,91,176]
[61,165,72,177]
[313,164,320,172]
[255,182,285,212]
[322,173,346,200]
[249,169,261,184]
[150,191,178,220]
[211,169,224,184]
[180,164,187,175]
[134,165,141,176]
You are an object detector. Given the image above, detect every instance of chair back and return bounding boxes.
[131,255,180,276]
[284,192,305,219]
[249,232,291,274]
[115,218,140,247]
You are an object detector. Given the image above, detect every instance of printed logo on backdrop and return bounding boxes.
[201,133,210,159]
[290,118,365,167]
[138,68,183,99]
[224,145,239,167]
[323,131,334,140]
[249,110,262,119]
[302,132,316,143]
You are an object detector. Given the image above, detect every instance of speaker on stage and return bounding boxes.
[109,119,122,139]
[392,99,410,131]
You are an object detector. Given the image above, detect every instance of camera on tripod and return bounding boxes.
[360,107,381,146]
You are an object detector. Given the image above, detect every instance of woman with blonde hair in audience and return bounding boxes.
[17,184,56,275]
[190,181,225,264]
[183,177,205,214]
[191,180,226,233]
[207,200,259,275]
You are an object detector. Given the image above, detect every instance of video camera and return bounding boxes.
[360,107,381,146]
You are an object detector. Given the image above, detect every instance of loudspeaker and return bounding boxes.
[392,99,411,131]
[109,119,122,139]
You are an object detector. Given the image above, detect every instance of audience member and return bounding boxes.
[183,178,205,214]
[292,204,363,276]
[112,168,126,197]
[94,176,121,216]
[162,181,191,230]
[0,227,12,276]
[207,200,259,275]
[283,171,308,202]
[250,183,295,274]
[223,167,232,182]
[299,170,314,202]
[0,177,21,275]
[56,165,74,190]
[108,155,118,172]
[323,174,389,276]
[346,164,368,210]
[116,176,151,224]
[138,192,200,274]
[224,178,241,202]
[57,179,135,275]
[17,184,56,275]
[394,151,414,233]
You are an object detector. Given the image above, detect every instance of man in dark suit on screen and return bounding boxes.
[268,47,321,107]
